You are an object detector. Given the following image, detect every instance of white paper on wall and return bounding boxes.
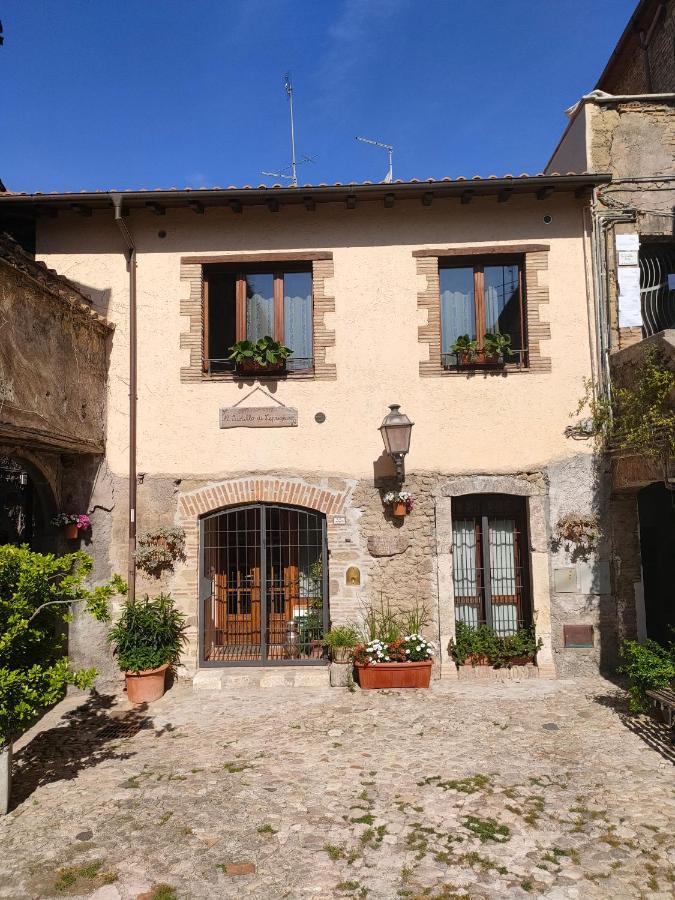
[616,233,640,252]
[618,265,642,327]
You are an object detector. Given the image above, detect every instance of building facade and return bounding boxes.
[547,0,675,654]
[0,175,612,682]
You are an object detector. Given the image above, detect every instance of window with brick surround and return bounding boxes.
[440,257,526,368]
[204,264,313,374]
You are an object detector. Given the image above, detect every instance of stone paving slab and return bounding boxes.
[0,677,673,899]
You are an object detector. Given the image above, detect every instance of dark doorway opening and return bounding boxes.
[0,455,54,550]
[638,482,675,646]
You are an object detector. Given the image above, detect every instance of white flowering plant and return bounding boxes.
[382,491,415,513]
[353,634,435,666]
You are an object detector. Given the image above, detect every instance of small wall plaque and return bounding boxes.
[332,515,347,526]
[367,534,410,557]
[219,406,298,428]
[346,566,360,586]
[563,625,594,648]
[554,567,577,593]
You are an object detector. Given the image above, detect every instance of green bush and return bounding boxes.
[0,545,124,746]
[448,621,542,667]
[323,625,361,649]
[619,638,675,713]
[108,593,187,673]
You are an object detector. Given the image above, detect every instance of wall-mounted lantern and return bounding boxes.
[379,404,414,484]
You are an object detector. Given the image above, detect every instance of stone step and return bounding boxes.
[192,665,331,691]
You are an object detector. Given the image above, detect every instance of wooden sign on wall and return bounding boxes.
[219,407,298,429]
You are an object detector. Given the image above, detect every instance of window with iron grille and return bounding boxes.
[203,264,313,374]
[451,494,531,636]
[440,257,526,368]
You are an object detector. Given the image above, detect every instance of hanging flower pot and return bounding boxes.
[51,513,91,540]
[64,523,79,540]
[382,491,415,517]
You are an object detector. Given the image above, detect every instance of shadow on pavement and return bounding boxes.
[11,691,173,809]
[594,690,675,764]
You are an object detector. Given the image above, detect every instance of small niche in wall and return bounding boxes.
[346,566,360,586]
[563,625,594,649]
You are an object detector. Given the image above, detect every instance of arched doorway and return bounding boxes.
[199,504,328,665]
[0,455,55,551]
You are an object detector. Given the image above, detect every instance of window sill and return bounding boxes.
[201,369,316,382]
[439,363,529,376]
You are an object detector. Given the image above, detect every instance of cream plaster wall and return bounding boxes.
[37,194,595,481]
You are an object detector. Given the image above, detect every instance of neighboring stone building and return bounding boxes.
[0,173,613,683]
[546,0,675,653]
[0,230,112,565]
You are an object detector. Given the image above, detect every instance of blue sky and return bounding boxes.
[1,0,635,193]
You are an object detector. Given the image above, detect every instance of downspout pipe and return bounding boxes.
[112,195,137,603]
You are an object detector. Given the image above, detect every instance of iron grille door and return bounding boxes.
[200,504,328,665]
[452,495,530,636]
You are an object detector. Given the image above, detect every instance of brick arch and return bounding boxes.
[177,476,348,521]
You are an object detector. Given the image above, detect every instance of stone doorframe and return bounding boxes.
[433,474,556,678]
[174,476,352,671]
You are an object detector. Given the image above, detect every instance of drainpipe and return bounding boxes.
[112,195,137,603]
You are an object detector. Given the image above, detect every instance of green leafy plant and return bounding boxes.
[227,335,292,368]
[448,621,541,667]
[107,593,187,673]
[135,527,186,578]
[0,545,125,746]
[324,625,361,649]
[450,334,479,360]
[574,349,675,461]
[483,331,512,358]
[619,638,675,712]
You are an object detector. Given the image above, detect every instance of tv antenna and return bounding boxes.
[355,135,393,183]
[261,73,313,187]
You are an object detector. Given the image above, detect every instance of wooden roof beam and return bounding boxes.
[537,187,555,200]
[266,198,280,213]
[346,194,357,210]
[303,196,316,212]
[383,192,395,208]
[71,203,92,217]
[228,199,242,214]
[498,187,513,203]
[146,201,166,216]
[422,192,434,207]
[460,190,474,205]
[189,200,204,214]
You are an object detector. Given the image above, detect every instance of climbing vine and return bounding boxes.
[573,348,675,463]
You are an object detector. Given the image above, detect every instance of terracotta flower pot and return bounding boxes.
[237,359,286,376]
[392,501,407,517]
[63,523,79,540]
[125,663,169,704]
[464,653,491,667]
[503,655,534,667]
[355,659,432,689]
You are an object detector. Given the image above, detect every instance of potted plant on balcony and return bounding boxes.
[450,334,479,366]
[50,513,91,541]
[482,332,512,365]
[448,621,542,669]
[324,625,361,663]
[227,335,292,376]
[382,491,415,517]
[108,593,187,704]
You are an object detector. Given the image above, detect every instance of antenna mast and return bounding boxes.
[355,135,394,183]
[284,73,298,187]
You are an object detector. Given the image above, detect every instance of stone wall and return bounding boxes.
[76,449,613,682]
[0,237,111,454]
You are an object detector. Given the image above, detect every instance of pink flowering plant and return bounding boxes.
[50,513,91,531]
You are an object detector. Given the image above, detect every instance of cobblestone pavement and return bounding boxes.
[1,676,674,900]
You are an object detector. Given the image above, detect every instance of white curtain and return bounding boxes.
[484,265,519,333]
[284,273,312,370]
[488,518,518,635]
[246,275,274,341]
[440,267,475,355]
[452,518,477,597]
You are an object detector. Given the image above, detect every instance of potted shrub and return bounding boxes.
[51,513,91,541]
[108,593,187,704]
[324,625,361,663]
[482,332,512,365]
[619,638,675,713]
[354,634,435,689]
[448,621,542,669]
[383,491,415,518]
[450,334,479,366]
[227,335,292,376]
